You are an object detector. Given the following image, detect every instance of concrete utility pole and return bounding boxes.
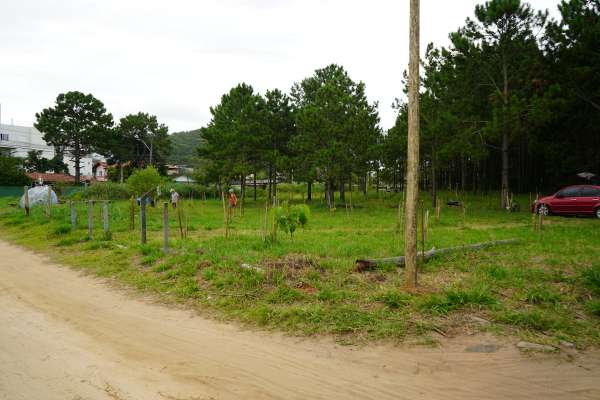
[404,0,420,288]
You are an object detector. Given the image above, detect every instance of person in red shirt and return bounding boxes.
[228,188,238,218]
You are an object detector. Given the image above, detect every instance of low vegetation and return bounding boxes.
[1,192,599,347]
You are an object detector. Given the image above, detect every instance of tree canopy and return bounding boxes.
[35,91,114,183]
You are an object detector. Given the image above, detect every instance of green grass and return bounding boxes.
[0,190,599,346]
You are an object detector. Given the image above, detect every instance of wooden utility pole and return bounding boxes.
[404,0,420,288]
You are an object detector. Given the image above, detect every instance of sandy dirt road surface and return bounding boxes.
[0,240,599,400]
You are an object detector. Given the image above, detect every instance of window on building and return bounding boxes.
[0,133,9,141]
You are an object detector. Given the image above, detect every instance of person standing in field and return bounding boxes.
[170,188,180,209]
[228,188,238,218]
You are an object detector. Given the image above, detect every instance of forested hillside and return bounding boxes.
[168,130,203,165]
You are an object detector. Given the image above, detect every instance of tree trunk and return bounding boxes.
[74,152,81,184]
[307,181,312,202]
[268,164,273,201]
[501,60,510,209]
[404,0,420,288]
[461,156,466,192]
[241,174,246,215]
[119,163,124,184]
[339,176,346,202]
[253,172,257,201]
[431,146,437,208]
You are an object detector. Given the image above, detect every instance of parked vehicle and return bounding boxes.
[532,185,600,218]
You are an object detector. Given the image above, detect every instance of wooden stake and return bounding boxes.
[420,201,425,265]
[103,202,109,233]
[46,185,52,217]
[87,201,93,239]
[23,186,30,216]
[129,196,135,231]
[70,201,76,228]
[221,191,228,239]
[140,198,147,244]
[163,202,169,253]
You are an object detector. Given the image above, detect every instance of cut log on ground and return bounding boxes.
[355,239,521,271]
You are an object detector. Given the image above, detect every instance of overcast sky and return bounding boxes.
[0,0,560,133]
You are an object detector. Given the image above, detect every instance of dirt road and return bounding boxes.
[0,240,598,400]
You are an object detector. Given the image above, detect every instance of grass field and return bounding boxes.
[1,191,599,347]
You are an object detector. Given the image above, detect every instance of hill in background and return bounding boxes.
[168,129,203,165]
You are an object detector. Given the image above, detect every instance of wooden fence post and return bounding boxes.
[140,197,147,244]
[130,196,135,231]
[46,185,52,217]
[163,202,169,253]
[103,202,109,234]
[23,186,30,216]
[87,201,93,238]
[70,201,76,228]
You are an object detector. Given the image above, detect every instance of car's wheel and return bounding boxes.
[538,204,550,216]
[596,207,600,219]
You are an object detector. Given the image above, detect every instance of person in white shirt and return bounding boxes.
[170,189,180,209]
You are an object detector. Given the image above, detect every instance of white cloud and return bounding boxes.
[0,0,561,131]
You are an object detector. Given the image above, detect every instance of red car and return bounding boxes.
[532,185,600,218]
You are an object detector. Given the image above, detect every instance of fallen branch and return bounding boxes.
[355,239,521,271]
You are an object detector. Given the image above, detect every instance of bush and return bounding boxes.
[162,182,213,199]
[80,182,133,200]
[272,203,311,238]
[127,166,164,195]
[0,156,31,186]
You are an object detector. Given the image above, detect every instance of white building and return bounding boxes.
[0,123,104,178]
[0,123,54,159]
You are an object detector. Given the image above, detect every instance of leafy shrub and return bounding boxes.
[127,166,164,195]
[272,203,311,238]
[0,156,31,186]
[82,182,133,200]
[162,182,213,199]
